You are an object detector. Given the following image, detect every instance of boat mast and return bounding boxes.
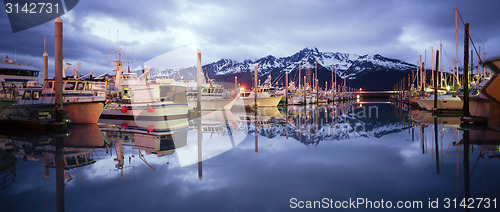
[334,68,337,94]
[455,8,460,86]
[331,65,333,93]
[298,62,301,92]
[477,46,481,77]
[424,50,427,88]
[431,47,434,87]
[314,58,317,93]
[440,43,443,88]
[43,37,48,81]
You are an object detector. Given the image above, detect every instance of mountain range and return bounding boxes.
[202,47,416,91]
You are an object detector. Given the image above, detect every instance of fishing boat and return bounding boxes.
[235,87,283,107]
[0,78,106,124]
[185,79,237,110]
[459,78,490,117]
[100,59,189,123]
[480,56,500,130]
[418,93,463,111]
[0,57,40,112]
[0,56,40,88]
[234,76,283,107]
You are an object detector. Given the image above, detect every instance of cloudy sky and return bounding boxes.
[1,0,500,76]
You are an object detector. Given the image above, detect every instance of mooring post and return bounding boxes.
[197,50,202,115]
[434,50,439,110]
[285,71,288,106]
[254,64,258,108]
[463,23,470,117]
[54,17,64,123]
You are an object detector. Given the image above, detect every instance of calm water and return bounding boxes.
[1,103,499,211]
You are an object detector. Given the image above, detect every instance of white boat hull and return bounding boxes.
[235,96,283,107]
[418,95,463,110]
[101,102,188,121]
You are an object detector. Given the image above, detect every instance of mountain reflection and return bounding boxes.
[246,103,411,145]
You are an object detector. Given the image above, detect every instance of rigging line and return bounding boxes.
[273,72,285,85]
[442,46,455,72]
[456,8,483,64]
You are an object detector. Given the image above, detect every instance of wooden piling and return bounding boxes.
[254,64,258,108]
[197,50,202,114]
[303,76,306,104]
[43,38,48,81]
[463,23,470,117]
[234,76,237,92]
[54,17,64,123]
[285,71,288,106]
[434,50,439,110]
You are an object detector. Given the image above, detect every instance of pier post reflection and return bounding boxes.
[255,109,258,154]
[434,117,440,175]
[463,129,470,212]
[197,117,202,180]
[55,137,65,212]
[286,108,289,140]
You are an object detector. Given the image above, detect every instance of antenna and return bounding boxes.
[44,37,46,53]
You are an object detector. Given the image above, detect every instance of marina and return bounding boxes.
[1,1,499,211]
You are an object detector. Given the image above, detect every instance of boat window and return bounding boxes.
[76,82,85,90]
[22,91,31,100]
[65,82,76,90]
[173,86,187,103]
[45,82,53,89]
[160,86,174,101]
[32,91,40,100]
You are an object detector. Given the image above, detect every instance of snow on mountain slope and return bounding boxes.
[203,47,414,79]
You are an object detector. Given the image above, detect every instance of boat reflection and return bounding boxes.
[405,103,500,208]
[0,124,109,212]
[95,109,250,177]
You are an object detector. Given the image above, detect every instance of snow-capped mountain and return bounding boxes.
[203,47,416,90]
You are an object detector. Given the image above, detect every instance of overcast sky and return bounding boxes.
[1,0,499,76]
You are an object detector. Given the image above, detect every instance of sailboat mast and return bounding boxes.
[455,8,460,86]
[440,43,443,88]
[298,62,301,91]
[331,65,333,92]
[314,58,317,92]
[424,50,427,88]
[431,47,434,87]
[416,60,419,91]
[477,46,481,76]
[334,69,337,94]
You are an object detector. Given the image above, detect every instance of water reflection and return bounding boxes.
[407,106,500,208]
[0,124,109,212]
[0,103,499,211]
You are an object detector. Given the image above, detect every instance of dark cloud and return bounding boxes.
[1,0,499,76]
